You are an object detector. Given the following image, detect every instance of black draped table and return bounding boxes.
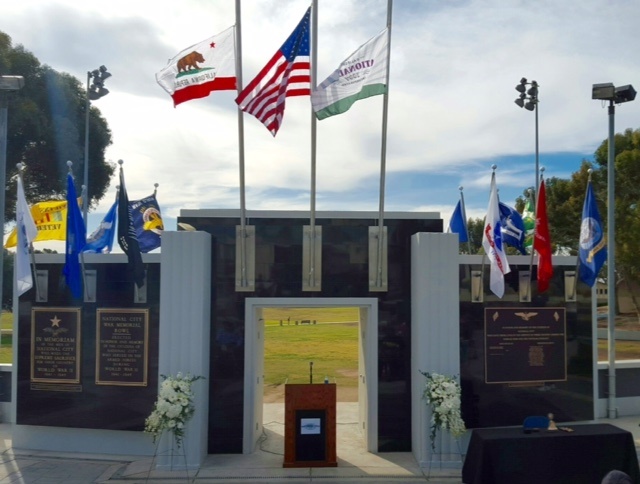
[462,424,640,484]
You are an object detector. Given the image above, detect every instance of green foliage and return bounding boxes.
[0,30,114,221]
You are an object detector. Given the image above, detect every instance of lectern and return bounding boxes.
[283,383,337,467]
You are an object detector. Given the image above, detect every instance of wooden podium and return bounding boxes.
[283,383,337,468]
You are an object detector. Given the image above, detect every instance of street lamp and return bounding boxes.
[514,77,540,201]
[0,75,25,311]
[591,82,636,419]
[83,65,111,224]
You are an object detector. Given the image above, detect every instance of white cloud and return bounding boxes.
[3,0,639,241]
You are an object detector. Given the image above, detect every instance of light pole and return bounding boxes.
[0,75,25,311]
[591,82,636,419]
[514,77,540,202]
[83,65,111,224]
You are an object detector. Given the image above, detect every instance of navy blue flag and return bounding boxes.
[448,200,468,243]
[498,201,527,255]
[130,193,163,253]
[117,166,146,287]
[84,195,118,253]
[579,181,607,287]
[62,174,86,298]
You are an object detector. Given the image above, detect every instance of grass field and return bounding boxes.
[0,312,13,364]
[263,307,360,401]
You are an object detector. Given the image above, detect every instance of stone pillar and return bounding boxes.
[157,231,211,470]
[411,232,462,467]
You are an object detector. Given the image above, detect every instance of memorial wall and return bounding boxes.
[459,260,593,428]
[17,261,160,430]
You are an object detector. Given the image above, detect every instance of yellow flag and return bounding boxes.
[4,200,69,248]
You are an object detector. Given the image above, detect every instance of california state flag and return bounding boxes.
[156,26,236,106]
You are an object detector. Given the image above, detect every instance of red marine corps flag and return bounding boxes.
[156,26,236,106]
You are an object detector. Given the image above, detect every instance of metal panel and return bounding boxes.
[35,270,48,302]
[302,225,322,291]
[565,270,577,302]
[134,274,147,304]
[83,269,96,303]
[368,226,387,292]
[471,270,483,303]
[235,225,255,292]
[519,271,531,302]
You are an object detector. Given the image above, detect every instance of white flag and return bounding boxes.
[481,172,510,297]
[311,28,388,120]
[16,176,38,297]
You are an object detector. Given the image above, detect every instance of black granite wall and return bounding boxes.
[177,215,442,453]
[16,261,160,430]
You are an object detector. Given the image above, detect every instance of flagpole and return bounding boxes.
[376,0,393,288]
[67,161,89,299]
[309,0,318,289]
[528,168,544,299]
[572,169,594,298]
[17,163,41,301]
[459,186,472,254]
[235,0,248,288]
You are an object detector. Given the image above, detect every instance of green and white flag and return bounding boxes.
[311,28,388,120]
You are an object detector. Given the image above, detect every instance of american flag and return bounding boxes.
[236,8,311,136]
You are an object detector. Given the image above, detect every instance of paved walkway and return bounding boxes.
[1,410,640,483]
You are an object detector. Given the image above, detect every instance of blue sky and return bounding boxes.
[3,0,640,251]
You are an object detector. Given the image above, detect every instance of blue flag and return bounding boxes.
[448,200,468,243]
[62,174,86,298]
[498,202,527,255]
[84,195,118,253]
[579,181,606,287]
[130,193,163,253]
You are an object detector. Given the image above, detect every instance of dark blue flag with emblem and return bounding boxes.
[130,193,163,253]
[84,192,118,253]
[62,173,86,298]
[498,201,527,255]
[448,200,468,243]
[117,165,146,287]
[579,180,606,287]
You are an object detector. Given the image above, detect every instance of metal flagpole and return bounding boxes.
[528,169,544,300]
[459,186,472,254]
[571,169,594,299]
[309,0,318,289]
[17,163,41,301]
[376,0,393,288]
[235,0,248,288]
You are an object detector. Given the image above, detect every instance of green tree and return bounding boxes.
[0,31,114,221]
[594,128,640,314]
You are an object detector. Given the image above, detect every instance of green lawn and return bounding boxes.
[264,321,358,389]
[0,312,13,364]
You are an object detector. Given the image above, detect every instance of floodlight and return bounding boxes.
[524,101,536,111]
[592,83,615,100]
[515,97,524,108]
[0,75,25,91]
[614,84,636,104]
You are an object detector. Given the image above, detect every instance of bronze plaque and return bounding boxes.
[96,308,149,386]
[485,307,567,384]
[31,308,81,384]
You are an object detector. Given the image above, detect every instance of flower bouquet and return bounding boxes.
[420,370,466,451]
[145,373,204,449]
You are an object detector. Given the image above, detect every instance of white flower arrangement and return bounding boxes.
[420,370,466,451]
[145,373,204,448]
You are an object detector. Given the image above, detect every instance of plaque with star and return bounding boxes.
[31,308,81,384]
